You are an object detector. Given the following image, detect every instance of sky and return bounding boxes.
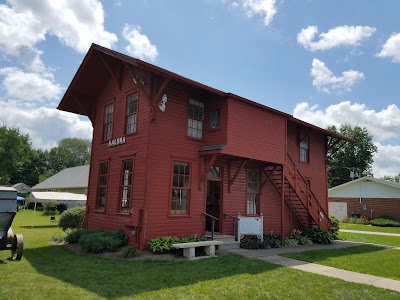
[0,0,399,178]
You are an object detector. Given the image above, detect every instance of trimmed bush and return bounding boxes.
[329,215,339,238]
[342,217,357,224]
[56,203,68,214]
[283,237,299,247]
[50,232,66,243]
[355,216,370,225]
[370,218,400,227]
[240,232,282,249]
[379,215,397,221]
[58,206,85,231]
[78,230,128,254]
[306,228,333,244]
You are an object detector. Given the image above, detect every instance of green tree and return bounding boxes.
[0,125,36,185]
[327,124,378,188]
[47,138,91,175]
[380,174,400,183]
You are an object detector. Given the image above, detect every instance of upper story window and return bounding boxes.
[96,162,108,210]
[210,110,220,129]
[171,161,191,214]
[103,104,113,141]
[126,93,138,135]
[299,136,309,163]
[187,98,204,139]
[120,158,134,213]
[247,171,259,215]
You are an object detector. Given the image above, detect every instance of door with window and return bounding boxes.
[205,166,222,232]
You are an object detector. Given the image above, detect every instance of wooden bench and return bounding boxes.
[172,240,223,260]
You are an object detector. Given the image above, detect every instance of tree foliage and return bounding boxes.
[380,174,400,183]
[0,126,91,187]
[327,124,377,188]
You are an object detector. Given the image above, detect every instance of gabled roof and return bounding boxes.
[329,176,400,192]
[11,183,32,193]
[58,43,352,143]
[32,165,89,190]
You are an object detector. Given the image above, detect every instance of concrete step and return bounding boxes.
[212,235,241,250]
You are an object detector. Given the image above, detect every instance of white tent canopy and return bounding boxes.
[27,192,86,204]
[26,192,86,227]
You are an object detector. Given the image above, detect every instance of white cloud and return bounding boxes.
[0,67,62,101]
[239,0,277,26]
[311,58,364,94]
[377,33,400,63]
[373,143,400,178]
[297,25,376,51]
[122,24,158,61]
[0,0,117,71]
[0,100,92,150]
[293,101,400,143]
[293,101,400,177]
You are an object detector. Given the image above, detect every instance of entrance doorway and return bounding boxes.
[205,166,222,232]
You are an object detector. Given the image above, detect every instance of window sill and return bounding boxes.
[94,209,106,213]
[208,127,220,132]
[168,214,191,218]
[116,212,131,216]
[186,136,203,142]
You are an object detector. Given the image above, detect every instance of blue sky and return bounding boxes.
[0,0,399,178]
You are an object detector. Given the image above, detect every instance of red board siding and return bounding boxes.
[224,97,286,164]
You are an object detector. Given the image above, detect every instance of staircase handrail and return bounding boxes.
[202,212,219,239]
[286,153,332,231]
[224,213,239,240]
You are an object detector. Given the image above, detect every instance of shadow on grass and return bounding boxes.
[24,245,282,298]
[281,245,387,262]
[20,225,58,229]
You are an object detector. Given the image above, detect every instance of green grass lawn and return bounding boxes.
[281,245,400,281]
[340,223,400,234]
[1,210,399,299]
[339,232,400,247]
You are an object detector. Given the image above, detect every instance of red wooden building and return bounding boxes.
[58,44,350,249]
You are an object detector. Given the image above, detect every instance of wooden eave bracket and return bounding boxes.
[260,165,278,190]
[72,93,93,121]
[125,63,150,100]
[298,128,313,146]
[98,52,123,90]
[327,139,347,159]
[151,77,171,106]
[228,159,248,193]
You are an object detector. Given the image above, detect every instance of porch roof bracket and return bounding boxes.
[97,52,122,90]
[228,159,248,193]
[260,165,278,190]
[125,63,150,100]
[327,139,347,160]
[151,77,171,107]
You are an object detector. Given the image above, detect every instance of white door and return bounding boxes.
[328,202,348,221]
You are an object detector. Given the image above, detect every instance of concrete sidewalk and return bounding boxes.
[225,240,400,293]
[340,229,400,237]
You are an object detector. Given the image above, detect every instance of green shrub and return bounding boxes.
[148,236,179,253]
[329,215,340,238]
[123,246,140,258]
[342,217,357,224]
[355,216,370,225]
[240,236,261,249]
[379,215,397,221]
[56,203,68,214]
[64,228,95,244]
[58,206,86,230]
[78,230,128,254]
[43,203,58,216]
[263,231,282,248]
[178,235,208,243]
[306,228,333,244]
[50,232,66,243]
[283,237,299,247]
[370,218,400,227]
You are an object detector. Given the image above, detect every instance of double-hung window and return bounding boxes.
[126,93,138,135]
[120,159,134,212]
[171,161,190,214]
[103,104,113,141]
[96,162,108,210]
[247,171,259,215]
[300,136,309,163]
[187,99,204,139]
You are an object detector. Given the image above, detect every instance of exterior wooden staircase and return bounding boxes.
[267,154,332,232]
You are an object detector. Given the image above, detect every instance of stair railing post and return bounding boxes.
[211,218,215,239]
